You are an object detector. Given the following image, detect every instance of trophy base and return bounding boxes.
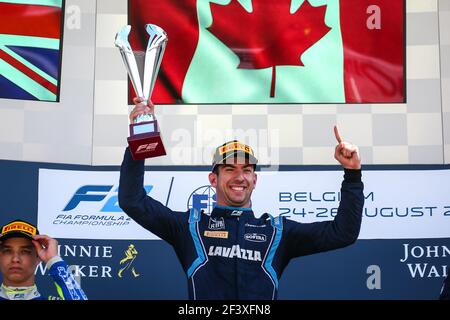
[128,121,166,160]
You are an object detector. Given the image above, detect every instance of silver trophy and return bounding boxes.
[115,24,167,159]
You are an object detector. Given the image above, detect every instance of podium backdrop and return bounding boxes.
[1,159,448,300]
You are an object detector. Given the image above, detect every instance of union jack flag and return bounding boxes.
[0,0,64,102]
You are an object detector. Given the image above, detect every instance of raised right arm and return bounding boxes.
[118,148,184,245]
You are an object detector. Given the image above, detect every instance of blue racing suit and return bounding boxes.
[119,148,364,300]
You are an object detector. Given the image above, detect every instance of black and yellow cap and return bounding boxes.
[212,140,258,172]
[0,220,39,242]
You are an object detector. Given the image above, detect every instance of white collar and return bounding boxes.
[0,283,41,300]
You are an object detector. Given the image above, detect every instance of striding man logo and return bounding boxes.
[118,244,140,278]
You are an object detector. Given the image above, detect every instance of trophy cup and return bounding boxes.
[115,24,167,160]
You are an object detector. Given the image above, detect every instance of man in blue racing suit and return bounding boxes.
[119,98,364,300]
[0,219,87,300]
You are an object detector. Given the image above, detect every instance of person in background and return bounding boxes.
[0,219,87,300]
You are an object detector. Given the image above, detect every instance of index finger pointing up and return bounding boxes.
[334,125,343,143]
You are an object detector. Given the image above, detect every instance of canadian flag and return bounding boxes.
[129,0,404,104]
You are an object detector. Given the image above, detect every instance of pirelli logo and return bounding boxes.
[204,231,229,239]
[1,221,36,236]
[219,142,253,156]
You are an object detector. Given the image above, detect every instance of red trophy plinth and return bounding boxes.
[127,119,166,160]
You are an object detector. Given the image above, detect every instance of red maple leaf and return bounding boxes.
[207,0,331,97]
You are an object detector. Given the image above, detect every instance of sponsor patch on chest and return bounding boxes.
[208,217,225,230]
[204,230,229,239]
[244,233,267,242]
[208,245,262,261]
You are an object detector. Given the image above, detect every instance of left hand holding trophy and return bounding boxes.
[115,24,167,160]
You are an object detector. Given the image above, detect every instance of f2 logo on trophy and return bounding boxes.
[115,24,167,160]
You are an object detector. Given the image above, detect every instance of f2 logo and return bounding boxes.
[63,185,153,212]
[63,185,112,211]
[136,143,158,153]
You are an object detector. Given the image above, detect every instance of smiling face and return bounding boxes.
[209,161,257,208]
[0,237,39,287]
